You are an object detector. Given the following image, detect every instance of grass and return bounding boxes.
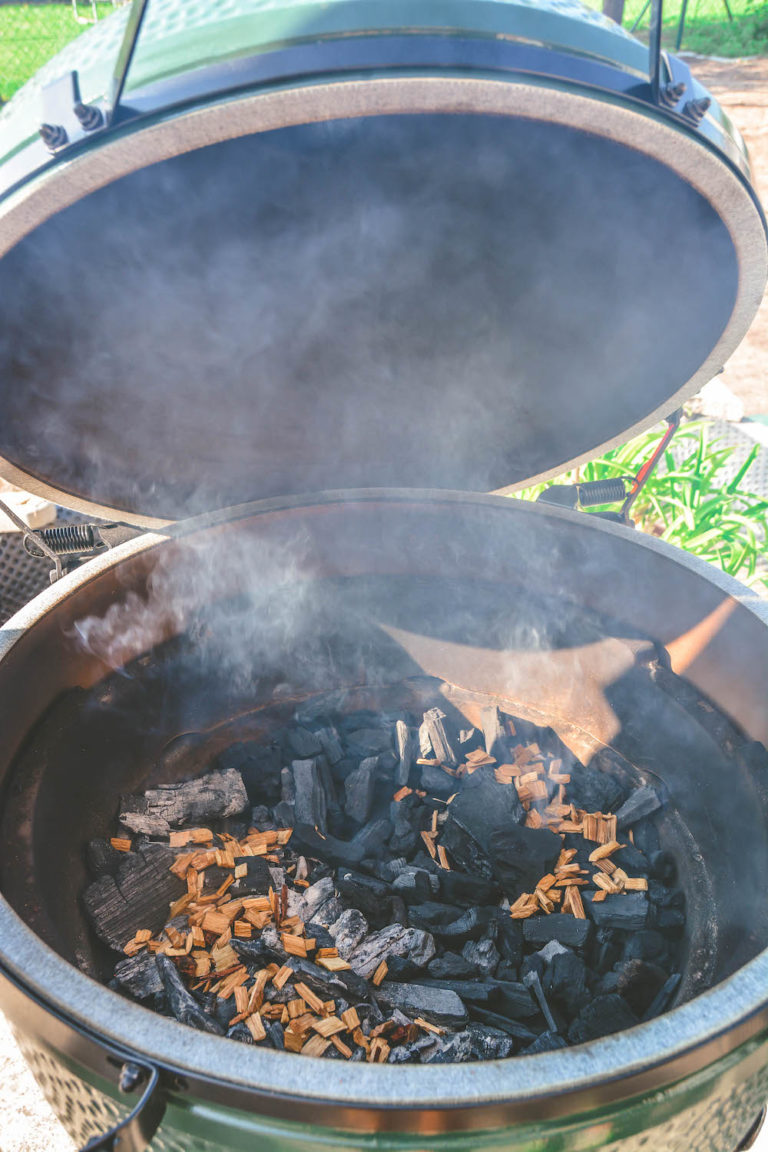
[0,3,114,104]
[515,421,768,595]
[582,0,768,55]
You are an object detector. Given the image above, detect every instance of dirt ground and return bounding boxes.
[0,56,767,1152]
[687,54,768,415]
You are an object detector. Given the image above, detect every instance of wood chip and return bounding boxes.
[342,1007,360,1031]
[317,956,352,972]
[110,838,132,853]
[282,933,308,957]
[233,920,252,939]
[414,1017,445,1035]
[202,911,231,936]
[330,1035,352,1058]
[372,960,388,987]
[301,1034,330,1058]
[272,965,294,990]
[564,885,586,919]
[589,840,623,862]
[312,1016,346,1038]
[393,786,413,802]
[592,889,607,902]
[420,830,437,860]
[623,876,649,891]
[244,1012,266,1042]
[367,1037,390,1064]
[295,983,325,1014]
[436,845,451,870]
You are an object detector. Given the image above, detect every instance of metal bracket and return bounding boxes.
[79,1058,165,1152]
[0,499,142,584]
[107,0,151,125]
[39,70,104,154]
[649,0,664,104]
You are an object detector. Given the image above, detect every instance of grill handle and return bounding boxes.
[80,1059,165,1152]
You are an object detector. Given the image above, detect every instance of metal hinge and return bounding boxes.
[0,499,142,583]
[537,409,682,525]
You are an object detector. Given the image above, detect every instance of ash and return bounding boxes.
[83,685,683,1063]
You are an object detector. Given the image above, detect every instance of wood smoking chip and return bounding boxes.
[243,896,272,912]
[593,873,620,894]
[234,985,249,1015]
[623,877,649,891]
[312,1016,346,1038]
[588,840,623,863]
[372,960,388,987]
[352,1027,370,1052]
[110,838,132,853]
[272,965,294,990]
[414,1017,445,1035]
[317,956,352,972]
[564,885,586,919]
[302,1034,331,1058]
[282,933,308,958]
[420,831,437,860]
[367,1038,391,1064]
[535,889,554,915]
[202,911,231,936]
[234,863,248,879]
[233,920,253,939]
[294,879,310,889]
[244,1012,266,1042]
[330,1035,353,1059]
[393,786,413,802]
[283,1029,305,1053]
[525,809,543,829]
[537,874,557,893]
[342,1007,360,1031]
[436,845,451,871]
[591,889,608,902]
[594,858,617,876]
[169,852,196,877]
[295,983,325,1014]
[315,948,339,960]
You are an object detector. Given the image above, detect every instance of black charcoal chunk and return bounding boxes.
[353,817,393,859]
[419,764,457,799]
[458,728,484,755]
[642,972,681,1020]
[272,801,295,828]
[336,870,393,925]
[227,1022,255,1044]
[388,1035,440,1064]
[440,818,495,881]
[612,844,649,875]
[348,925,435,978]
[375,982,467,1026]
[294,690,348,725]
[585,891,648,932]
[567,762,626,815]
[221,742,282,805]
[523,914,593,951]
[438,871,500,908]
[467,1023,515,1060]
[344,758,378,825]
[428,953,476,980]
[468,1007,537,1042]
[281,766,295,802]
[119,768,248,835]
[632,817,660,857]
[421,709,459,768]
[496,917,524,967]
[521,1031,567,1055]
[407,902,465,930]
[523,971,558,1032]
[615,785,662,829]
[267,1021,285,1049]
[490,825,562,899]
[86,839,123,879]
[83,844,184,951]
[650,851,677,884]
[432,906,497,942]
[395,720,416,787]
[493,982,539,1020]
[279,956,371,1002]
[233,856,273,894]
[653,906,685,931]
[291,825,365,867]
[623,930,670,966]
[113,952,163,999]
[423,1031,474,1064]
[543,952,590,1013]
[317,726,344,765]
[615,960,668,1016]
[392,867,438,902]
[568,994,638,1044]
[292,759,328,834]
[385,956,426,981]
[388,818,420,858]
[495,960,519,982]
[461,938,500,976]
[346,729,393,758]
[157,955,224,1035]
[416,979,494,1005]
[287,726,323,758]
[329,909,369,959]
[449,766,525,854]
[481,706,508,760]
[302,876,336,918]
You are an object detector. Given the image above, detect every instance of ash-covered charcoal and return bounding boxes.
[119,768,248,835]
[83,843,184,951]
[87,685,687,1064]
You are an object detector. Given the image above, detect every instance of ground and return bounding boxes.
[0,56,767,1152]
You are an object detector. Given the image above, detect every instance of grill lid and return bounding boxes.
[0,3,765,527]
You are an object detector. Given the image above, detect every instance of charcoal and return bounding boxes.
[119,768,248,835]
[648,881,683,908]
[612,843,649,875]
[449,766,524,854]
[157,955,224,1035]
[490,825,562,898]
[281,766,295,802]
[459,728,484,755]
[642,972,681,1020]
[432,906,497,942]
[543,952,589,1013]
[615,785,662,829]
[388,818,420,857]
[653,906,685,931]
[83,844,184,951]
[520,953,545,982]
[537,940,570,964]
[113,952,163,999]
[494,960,519,982]
[304,922,336,950]
[481,706,508,760]
[280,956,371,1002]
[438,870,500,908]
[391,895,408,927]
[302,876,336,918]
[523,915,593,951]
[221,742,282,805]
[523,971,558,1032]
[395,720,415,787]
[462,938,500,976]
[392,867,438,902]
[440,818,495,881]
[294,690,348,725]
[329,908,369,959]
[468,1007,537,1042]
[385,956,427,981]
[419,764,457,799]
[418,720,434,760]
[421,709,459,768]
[568,994,638,1044]
[615,959,668,1016]
[493,982,539,1020]
[377,751,398,777]
[232,856,273,894]
[336,870,393,925]
[232,937,284,967]
[292,825,366,866]
[344,758,378,825]
[428,953,476,980]
[292,759,328,833]
[466,1022,515,1060]
[267,1021,285,1049]
[407,902,465,930]
[317,758,343,823]
[623,930,670,966]
[496,917,524,967]
[374,982,467,1026]
[86,838,123,879]
[566,762,626,815]
[416,979,494,1005]
[521,1031,567,1055]
[423,1031,474,1064]
[287,726,323,758]
[227,1022,255,1044]
[632,817,660,857]
[316,726,344,765]
[214,997,239,1029]
[388,1035,439,1064]
[346,729,393,758]
[650,851,677,884]
[348,924,436,978]
[250,805,272,825]
[272,801,295,827]
[585,892,648,932]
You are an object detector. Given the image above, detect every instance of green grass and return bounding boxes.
[0,3,113,104]
[583,0,768,55]
[515,422,768,595]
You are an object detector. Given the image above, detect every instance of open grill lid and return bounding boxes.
[0,0,765,528]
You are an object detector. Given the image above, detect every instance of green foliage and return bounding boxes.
[0,3,113,104]
[514,421,768,594]
[582,0,768,56]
